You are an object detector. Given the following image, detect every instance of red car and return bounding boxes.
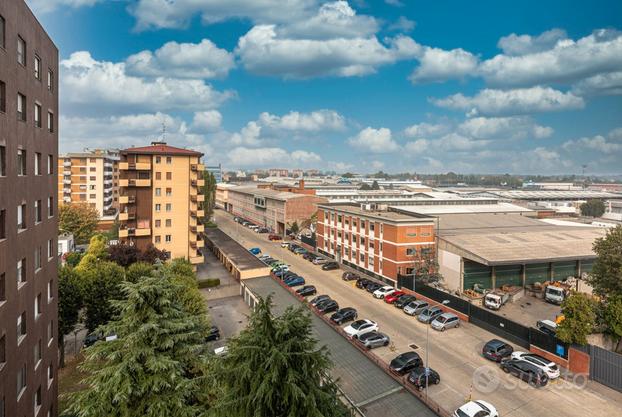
[384,291,405,304]
[268,234,282,241]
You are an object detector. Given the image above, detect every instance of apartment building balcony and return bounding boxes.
[191,163,205,172]
[189,254,204,265]
[119,195,136,204]
[197,209,205,217]
[119,178,151,187]
[190,240,205,250]
[190,194,205,203]
[119,210,136,221]
[119,162,151,171]
[63,190,71,195]
[63,161,71,167]
[190,224,205,233]
[119,226,151,238]
[63,169,71,175]
[63,197,71,203]
[191,179,205,187]
[63,179,71,184]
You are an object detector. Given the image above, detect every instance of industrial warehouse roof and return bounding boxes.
[228,185,315,201]
[392,203,531,216]
[436,213,558,235]
[318,204,434,223]
[203,228,268,270]
[469,190,622,200]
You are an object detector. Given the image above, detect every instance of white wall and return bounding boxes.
[439,249,462,291]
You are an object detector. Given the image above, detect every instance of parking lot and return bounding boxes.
[496,294,562,328]
[215,210,622,417]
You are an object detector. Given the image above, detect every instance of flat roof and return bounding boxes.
[228,185,311,201]
[475,190,622,200]
[392,203,531,215]
[319,204,433,223]
[203,228,268,270]
[437,213,555,235]
[440,227,606,265]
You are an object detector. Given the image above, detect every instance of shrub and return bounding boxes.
[197,278,220,288]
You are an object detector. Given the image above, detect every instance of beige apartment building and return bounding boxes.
[58,149,119,218]
[118,142,205,264]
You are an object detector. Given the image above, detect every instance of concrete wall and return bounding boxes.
[438,249,461,291]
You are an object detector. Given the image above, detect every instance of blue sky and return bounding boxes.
[29,0,622,174]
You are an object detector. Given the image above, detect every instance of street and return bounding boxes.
[214,209,622,417]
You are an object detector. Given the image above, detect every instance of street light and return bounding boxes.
[425,299,450,402]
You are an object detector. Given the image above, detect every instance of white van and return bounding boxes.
[544,285,566,304]
[536,319,558,337]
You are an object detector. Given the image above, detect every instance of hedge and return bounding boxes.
[198,278,221,288]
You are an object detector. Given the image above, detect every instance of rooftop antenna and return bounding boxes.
[581,164,588,176]
[161,120,167,142]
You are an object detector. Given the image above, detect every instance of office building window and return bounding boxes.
[17,93,26,121]
[17,36,26,65]
[34,247,41,271]
[35,200,41,223]
[47,69,53,91]
[0,145,5,176]
[35,294,42,320]
[155,235,161,243]
[35,386,42,414]
[17,312,27,341]
[155,188,161,196]
[0,209,5,239]
[155,204,161,212]
[47,111,54,132]
[165,203,171,212]
[47,197,53,217]
[34,55,41,80]
[165,235,171,242]
[17,149,26,175]
[166,172,172,180]
[165,219,171,227]
[166,187,172,196]
[18,204,26,230]
[17,258,26,285]
[0,80,5,113]
[47,155,53,174]
[166,157,172,164]
[35,153,41,175]
[48,363,53,385]
[17,364,26,398]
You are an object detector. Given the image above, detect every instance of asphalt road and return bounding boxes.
[215,210,622,417]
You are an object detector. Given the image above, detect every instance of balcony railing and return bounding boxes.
[119,178,151,187]
[191,164,205,171]
[191,179,205,187]
[190,194,205,202]
[190,224,204,233]
[119,195,136,204]
[119,162,151,171]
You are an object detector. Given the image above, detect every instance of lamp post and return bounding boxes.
[425,299,450,402]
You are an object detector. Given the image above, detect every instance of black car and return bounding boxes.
[309,294,331,306]
[389,351,423,375]
[206,326,220,342]
[394,295,416,309]
[482,339,514,362]
[500,358,549,387]
[365,282,382,293]
[280,271,298,280]
[407,367,440,390]
[330,307,358,325]
[296,285,317,297]
[316,299,339,314]
[342,272,360,281]
[322,262,340,271]
[356,278,371,289]
[288,244,300,252]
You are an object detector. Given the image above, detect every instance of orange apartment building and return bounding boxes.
[118,142,205,265]
[317,204,436,285]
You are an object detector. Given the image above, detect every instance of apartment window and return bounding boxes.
[48,197,53,217]
[155,235,161,243]
[0,209,5,239]
[0,145,5,176]
[0,273,5,303]
[406,248,417,256]
[89,183,95,188]
[47,281,53,302]
[18,204,26,230]
[47,239,53,259]
[34,55,41,80]
[45,111,55,135]
[369,242,374,249]
[337,215,342,223]
[17,149,26,175]
[34,339,41,366]
[48,363,53,384]
[0,80,5,113]
[17,36,26,65]
[47,320,53,344]
[0,14,5,48]
[47,155,53,174]
[166,157,172,164]
[369,223,375,232]
[155,204,161,212]
[165,235,171,242]
[155,188,161,196]
[155,156,161,163]
[360,220,365,228]
[35,386,42,414]
[0,334,5,367]
[35,153,41,175]
[17,312,26,342]
[34,247,41,271]
[165,187,172,196]
[89,167,96,172]
[47,69,53,91]
[17,93,26,121]
[165,219,171,227]
[17,258,26,285]
[353,236,357,244]
[360,237,365,245]
[155,172,161,180]
[35,200,41,223]
[17,364,26,398]
[165,203,171,212]
[155,219,161,228]
[166,172,172,180]
[88,194,96,199]
[360,253,364,262]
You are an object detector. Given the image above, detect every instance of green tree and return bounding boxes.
[65,251,83,268]
[138,243,168,264]
[210,297,350,417]
[59,203,100,244]
[68,271,212,417]
[359,183,371,190]
[604,296,622,352]
[288,221,300,236]
[81,261,126,332]
[164,259,207,321]
[557,293,597,345]
[58,266,84,367]
[126,262,154,283]
[370,180,380,190]
[587,225,622,298]
[108,243,140,267]
[580,199,606,217]
[85,234,109,260]
[202,171,217,223]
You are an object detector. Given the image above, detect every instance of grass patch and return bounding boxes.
[58,353,89,415]
[204,221,218,228]
[198,278,221,288]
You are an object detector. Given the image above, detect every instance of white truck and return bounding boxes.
[544,285,567,305]
[484,292,510,310]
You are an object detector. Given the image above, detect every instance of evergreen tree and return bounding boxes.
[69,269,212,417]
[81,261,126,332]
[58,266,84,367]
[126,262,154,283]
[210,297,350,417]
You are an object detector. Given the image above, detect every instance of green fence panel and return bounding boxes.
[463,260,492,291]
[552,261,577,280]
[525,263,549,285]
[495,264,523,287]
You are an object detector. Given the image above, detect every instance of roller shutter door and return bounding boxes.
[463,260,492,291]
[495,264,522,288]
[552,261,577,280]
[525,263,549,285]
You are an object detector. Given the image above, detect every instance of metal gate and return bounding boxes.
[590,345,622,392]
[469,305,530,348]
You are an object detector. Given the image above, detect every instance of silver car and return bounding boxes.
[404,300,429,316]
[431,312,460,331]
[358,331,390,349]
[417,306,443,324]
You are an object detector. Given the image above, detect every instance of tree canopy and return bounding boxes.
[60,204,100,244]
[557,293,597,345]
[58,266,84,366]
[587,225,622,298]
[580,199,606,217]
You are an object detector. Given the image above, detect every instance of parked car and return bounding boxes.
[452,401,498,417]
[358,331,390,349]
[430,312,460,331]
[309,295,331,306]
[316,299,339,314]
[288,244,300,252]
[510,351,560,379]
[233,216,241,223]
[330,307,358,325]
[312,257,328,265]
[248,247,261,255]
[271,265,289,273]
[248,225,259,231]
[268,260,285,268]
[404,300,429,316]
[343,319,378,339]
[280,242,290,248]
[322,262,340,271]
[417,306,443,324]
[500,358,549,387]
[365,282,383,293]
[257,227,270,233]
[258,254,271,260]
[277,271,297,280]
[268,234,282,241]
[373,286,396,299]
[303,253,317,261]
[389,351,423,375]
[284,276,305,287]
[394,295,416,309]
[296,285,317,297]
[293,247,307,255]
[536,319,558,337]
[206,326,220,342]
[482,339,514,362]
[262,257,276,264]
[384,290,405,304]
[356,278,371,289]
[407,367,440,390]
[342,272,360,281]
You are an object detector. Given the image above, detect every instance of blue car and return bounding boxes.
[284,276,305,287]
[248,247,261,255]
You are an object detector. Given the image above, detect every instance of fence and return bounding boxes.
[589,344,622,392]
[470,305,531,349]
[300,234,317,248]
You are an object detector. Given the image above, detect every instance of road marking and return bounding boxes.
[354,386,405,407]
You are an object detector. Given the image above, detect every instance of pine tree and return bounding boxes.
[69,268,212,417]
[210,297,351,417]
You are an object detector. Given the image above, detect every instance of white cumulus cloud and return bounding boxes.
[409,46,479,84]
[497,29,568,56]
[258,110,346,131]
[348,127,399,153]
[458,116,553,140]
[26,0,100,14]
[227,147,321,167]
[403,122,450,138]
[191,111,223,132]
